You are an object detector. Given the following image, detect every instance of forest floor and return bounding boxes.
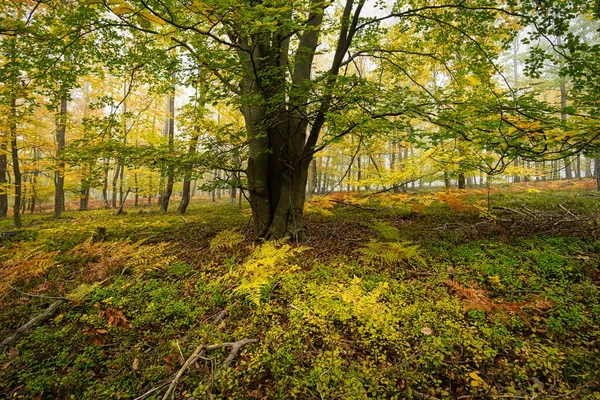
[1,179,600,399]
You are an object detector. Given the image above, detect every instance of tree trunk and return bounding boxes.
[134,173,139,207]
[10,97,21,227]
[102,160,110,209]
[458,172,466,189]
[0,141,7,219]
[111,164,120,208]
[178,125,200,215]
[54,98,67,218]
[444,171,451,189]
[513,157,521,183]
[160,90,175,214]
[595,156,600,190]
[79,184,90,211]
[309,159,318,197]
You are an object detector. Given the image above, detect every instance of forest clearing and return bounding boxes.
[1,181,600,398]
[2,0,600,398]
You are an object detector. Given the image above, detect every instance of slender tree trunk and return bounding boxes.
[54,98,67,218]
[178,125,200,215]
[111,165,120,208]
[309,159,318,196]
[595,156,600,190]
[102,160,110,209]
[444,171,451,189]
[10,97,21,227]
[0,141,7,218]
[79,183,89,211]
[458,172,466,189]
[160,89,175,213]
[576,155,581,178]
[134,173,139,207]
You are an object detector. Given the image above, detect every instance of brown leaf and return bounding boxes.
[132,358,139,372]
[1,362,11,370]
[8,347,19,360]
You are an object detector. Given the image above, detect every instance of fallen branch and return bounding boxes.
[9,285,70,301]
[559,204,578,219]
[0,300,65,351]
[160,338,257,400]
[492,206,525,215]
[329,200,378,211]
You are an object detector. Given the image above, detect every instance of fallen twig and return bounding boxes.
[9,285,70,301]
[161,338,257,400]
[558,204,578,219]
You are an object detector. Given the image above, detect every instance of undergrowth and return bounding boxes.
[1,182,600,399]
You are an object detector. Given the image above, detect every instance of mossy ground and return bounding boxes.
[1,180,600,399]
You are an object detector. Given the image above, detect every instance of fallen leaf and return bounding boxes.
[8,347,19,360]
[132,358,139,372]
[1,362,11,370]
[420,327,433,335]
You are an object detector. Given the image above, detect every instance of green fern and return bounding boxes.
[369,220,401,242]
[359,240,425,267]
[210,229,245,252]
[235,241,308,305]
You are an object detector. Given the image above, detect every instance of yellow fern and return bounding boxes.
[236,241,308,305]
[210,229,245,252]
[359,240,425,267]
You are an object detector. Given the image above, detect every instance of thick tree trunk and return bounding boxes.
[54,98,67,218]
[10,97,21,227]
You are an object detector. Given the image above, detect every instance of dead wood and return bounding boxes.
[160,338,257,400]
[0,300,65,351]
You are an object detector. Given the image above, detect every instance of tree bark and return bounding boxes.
[595,156,600,191]
[102,160,110,209]
[54,98,67,218]
[458,172,466,189]
[160,89,175,213]
[0,140,7,218]
[10,97,21,227]
[178,125,200,215]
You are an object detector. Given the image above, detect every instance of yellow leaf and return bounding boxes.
[469,371,482,381]
[113,3,135,15]
[141,12,166,25]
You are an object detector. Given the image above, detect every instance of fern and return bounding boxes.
[236,241,308,305]
[67,282,101,303]
[359,240,425,267]
[210,229,245,252]
[0,245,58,302]
[369,220,401,242]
